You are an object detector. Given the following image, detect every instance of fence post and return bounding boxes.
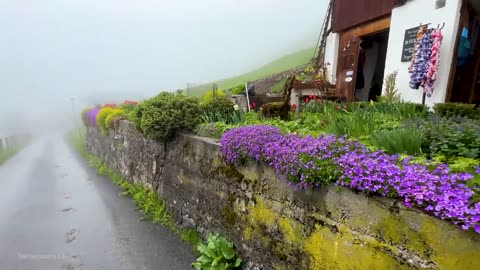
[0,138,3,151]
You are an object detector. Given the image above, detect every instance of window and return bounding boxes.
[436,0,446,9]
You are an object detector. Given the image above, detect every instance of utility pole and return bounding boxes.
[71,97,81,138]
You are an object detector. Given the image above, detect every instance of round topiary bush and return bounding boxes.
[136,92,202,141]
[96,107,115,134]
[105,109,126,130]
[203,89,225,102]
[201,96,237,123]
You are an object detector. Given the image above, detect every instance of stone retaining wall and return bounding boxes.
[86,121,480,270]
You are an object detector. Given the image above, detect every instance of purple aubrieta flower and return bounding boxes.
[220,125,480,234]
[85,107,100,127]
[474,166,480,175]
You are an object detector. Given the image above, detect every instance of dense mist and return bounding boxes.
[0,0,328,136]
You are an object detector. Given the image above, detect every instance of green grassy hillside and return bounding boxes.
[187,47,315,97]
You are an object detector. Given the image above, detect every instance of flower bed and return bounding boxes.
[220,125,480,233]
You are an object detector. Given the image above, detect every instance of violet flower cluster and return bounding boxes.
[84,107,100,127]
[220,125,480,233]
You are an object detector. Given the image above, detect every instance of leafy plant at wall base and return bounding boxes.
[180,227,201,246]
[192,234,242,270]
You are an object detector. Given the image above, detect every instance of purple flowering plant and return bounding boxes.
[220,125,480,233]
[84,107,100,127]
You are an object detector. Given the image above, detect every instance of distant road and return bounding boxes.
[0,134,194,270]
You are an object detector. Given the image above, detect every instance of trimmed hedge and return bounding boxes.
[132,92,202,141]
[433,103,479,119]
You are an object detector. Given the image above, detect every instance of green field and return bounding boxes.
[186,47,315,97]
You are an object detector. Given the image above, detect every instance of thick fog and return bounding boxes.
[0,0,328,137]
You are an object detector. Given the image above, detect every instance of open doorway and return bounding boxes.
[449,1,480,104]
[354,30,390,101]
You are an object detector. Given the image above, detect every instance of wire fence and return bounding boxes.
[0,134,31,151]
[185,83,218,98]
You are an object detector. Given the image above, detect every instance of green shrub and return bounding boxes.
[408,116,480,159]
[105,109,126,130]
[370,128,423,155]
[201,96,238,123]
[433,102,479,119]
[230,84,245,95]
[136,92,202,141]
[203,89,225,102]
[81,107,91,126]
[192,234,242,270]
[96,107,115,134]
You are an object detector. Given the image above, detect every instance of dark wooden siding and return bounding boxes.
[332,0,398,32]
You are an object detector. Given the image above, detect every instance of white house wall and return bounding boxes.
[324,33,340,84]
[384,0,462,107]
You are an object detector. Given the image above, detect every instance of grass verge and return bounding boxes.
[0,144,28,165]
[65,128,202,246]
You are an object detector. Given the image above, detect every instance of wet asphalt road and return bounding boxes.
[0,135,195,270]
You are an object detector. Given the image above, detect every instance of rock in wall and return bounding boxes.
[86,121,480,270]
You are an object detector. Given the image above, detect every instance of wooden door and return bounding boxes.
[335,15,391,102]
[336,34,360,101]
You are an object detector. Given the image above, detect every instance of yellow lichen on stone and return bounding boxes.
[278,217,304,245]
[237,166,260,183]
[419,216,480,270]
[212,156,222,167]
[244,226,253,240]
[304,225,408,270]
[248,197,277,228]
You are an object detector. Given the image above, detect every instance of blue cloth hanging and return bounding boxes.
[457,27,471,67]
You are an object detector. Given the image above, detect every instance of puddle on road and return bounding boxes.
[62,264,74,270]
[60,207,75,214]
[65,229,79,243]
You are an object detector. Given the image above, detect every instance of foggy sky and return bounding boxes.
[0,0,327,136]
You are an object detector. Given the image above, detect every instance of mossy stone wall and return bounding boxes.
[86,121,480,270]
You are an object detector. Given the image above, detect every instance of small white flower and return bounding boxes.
[233,104,239,111]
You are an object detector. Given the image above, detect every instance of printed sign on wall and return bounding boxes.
[401,25,426,62]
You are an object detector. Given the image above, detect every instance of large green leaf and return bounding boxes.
[220,241,235,260]
[234,258,242,267]
[197,243,215,258]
